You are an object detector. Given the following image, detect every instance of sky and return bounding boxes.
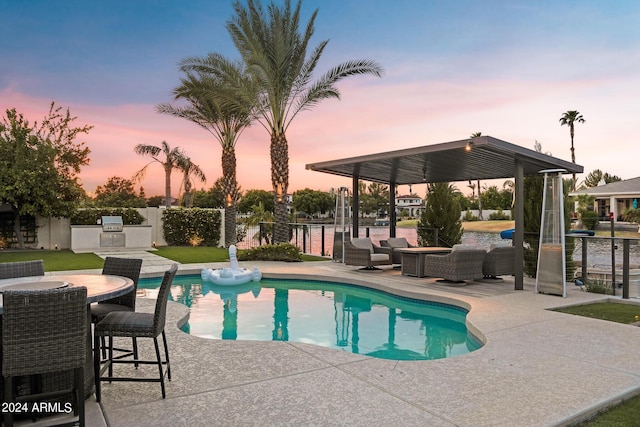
[1,0,639,199]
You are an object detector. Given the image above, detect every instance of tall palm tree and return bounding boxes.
[227,0,383,243]
[176,155,207,208]
[559,110,585,190]
[133,141,187,208]
[157,54,255,246]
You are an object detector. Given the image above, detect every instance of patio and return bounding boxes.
[33,258,640,427]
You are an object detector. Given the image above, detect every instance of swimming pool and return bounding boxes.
[138,275,482,361]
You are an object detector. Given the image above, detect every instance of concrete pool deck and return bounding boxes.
[43,258,640,426]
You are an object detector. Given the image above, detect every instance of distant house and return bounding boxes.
[395,194,423,217]
[569,177,640,221]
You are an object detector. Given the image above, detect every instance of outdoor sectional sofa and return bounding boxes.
[344,238,393,269]
[423,245,486,282]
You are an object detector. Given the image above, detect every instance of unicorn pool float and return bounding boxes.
[201,245,262,286]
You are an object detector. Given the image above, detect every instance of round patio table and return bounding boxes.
[0,274,134,399]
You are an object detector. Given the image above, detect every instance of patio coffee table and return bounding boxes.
[396,247,452,277]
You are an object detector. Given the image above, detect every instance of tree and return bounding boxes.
[176,156,206,208]
[559,110,585,190]
[227,0,383,242]
[94,176,146,207]
[292,188,333,218]
[237,189,274,214]
[417,182,463,247]
[147,195,165,207]
[0,104,91,248]
[367,182,389,216]
[189,177,241,208]
[157,54,254,245]
[133,141,188,208]
[581,169,622,188]
[244,201,274,244]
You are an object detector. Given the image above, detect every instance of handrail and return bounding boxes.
[565,234,640,299]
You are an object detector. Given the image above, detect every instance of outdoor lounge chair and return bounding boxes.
[482,244,515,279]
[344,238,392,269]
[380,237,417,264]
[423,245,486,282]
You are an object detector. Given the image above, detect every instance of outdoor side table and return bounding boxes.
[396,247,452,277]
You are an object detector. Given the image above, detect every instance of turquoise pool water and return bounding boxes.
[139,275,482,361]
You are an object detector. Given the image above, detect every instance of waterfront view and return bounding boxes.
[237,224,640,268]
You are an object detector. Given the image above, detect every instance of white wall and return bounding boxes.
[70,225,152,252]
[33,207,225,251]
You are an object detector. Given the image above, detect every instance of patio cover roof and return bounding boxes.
[305,135,583,184]
[306,135,583,292]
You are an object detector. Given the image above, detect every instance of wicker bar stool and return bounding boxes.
[91,257,143,361]
[94,264,177,402]
[2,286,87,427]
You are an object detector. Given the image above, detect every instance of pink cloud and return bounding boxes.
[3,65,639,202]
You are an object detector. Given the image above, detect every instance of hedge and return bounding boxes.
[70,208,145,225]
[163,208,221,246]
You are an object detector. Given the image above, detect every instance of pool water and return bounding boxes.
[138,275,482,361]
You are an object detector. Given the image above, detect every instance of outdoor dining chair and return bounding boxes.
[2,286,87,427]
[91,257,143,360]
[0,259,45,279]
[94,263,177,402]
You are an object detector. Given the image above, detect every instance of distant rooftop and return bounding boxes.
[570,176,640,196]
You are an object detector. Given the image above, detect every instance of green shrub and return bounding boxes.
[622,208,640,224]
[163,208,221,246]
[418,183,463,247]
[489,209,510,220]
[238,243,302,262]
[579,209,600,230]
[584,279,613,295]
[70,208,144,225]
[463,209,479,221]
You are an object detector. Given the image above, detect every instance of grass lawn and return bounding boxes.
[154,246,328,263]
[553,302,640,425]
[0,249,104,271]
[153,246,231,263]
[396,219,516,232]
[553,302,640,324]
[0,246,329,271]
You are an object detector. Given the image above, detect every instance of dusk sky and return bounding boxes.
[2,0,639,199]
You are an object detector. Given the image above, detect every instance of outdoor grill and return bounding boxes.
[101,216,123,232]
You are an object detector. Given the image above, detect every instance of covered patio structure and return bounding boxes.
[306,135,583,290]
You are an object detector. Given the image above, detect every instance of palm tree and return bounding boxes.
[503,179,515,207]
[559,110,585,190]
[227,0,383,243]
[245,201,275,244]
[176,156,206,208]
[133,141,187,208]
[157,54,256,245]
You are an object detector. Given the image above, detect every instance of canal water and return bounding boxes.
[282,225,640,268]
